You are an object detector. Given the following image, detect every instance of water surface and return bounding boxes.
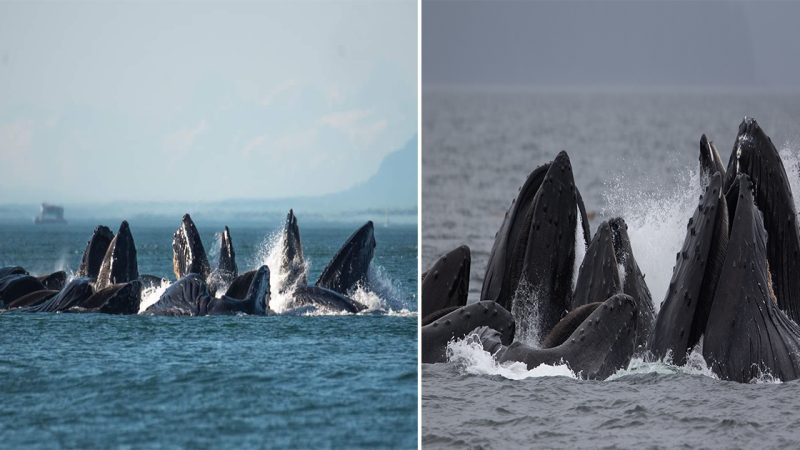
[422,89,800,448]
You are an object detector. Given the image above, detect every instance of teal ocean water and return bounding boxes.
[0,221,417,448]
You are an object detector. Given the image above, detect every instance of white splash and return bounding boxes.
[608,347,718,381]
[253,230,308,314]
[207,231,223,269]
[446,333,577,380]
[617,262,626,287]
[602,167,702,313]
[138,279,171,313]
[510,279,542,347]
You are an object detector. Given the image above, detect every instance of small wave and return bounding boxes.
[446,334,577,380]
[608,348,717,381]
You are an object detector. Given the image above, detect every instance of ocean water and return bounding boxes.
[422,89,800,448]
[0,220,417,448]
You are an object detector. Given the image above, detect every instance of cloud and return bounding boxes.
[321,109,387,146]
[162,120,207,160]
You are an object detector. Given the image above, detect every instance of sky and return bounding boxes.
[423,0,800,89]
[0,1,417,204]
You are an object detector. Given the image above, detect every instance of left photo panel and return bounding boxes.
[0,1,418,448]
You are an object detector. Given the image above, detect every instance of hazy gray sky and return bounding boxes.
[0,1,417,203]
[423,0,800,88]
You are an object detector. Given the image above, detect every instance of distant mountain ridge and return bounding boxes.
[0,135,418,226]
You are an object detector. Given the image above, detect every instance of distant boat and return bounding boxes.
[384,209,389,228]
[34,203,67,225]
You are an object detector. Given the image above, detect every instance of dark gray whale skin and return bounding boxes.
[21,278,94,313]
[0,274,46,308]
[476,294,638,380]
[79,280,142,315]
[481,151,591,343]
[650,173,728,365]
[143,274,211,316]
[721,118,800,324]
[541,302,601,349]
[208,226,238,295]
[421,245,470,319]
[6,290,58,309]
[172,214,211,281]
[571,218,654,348]
[703,175,800,383]
[0,267,27,278]
[421,305,461,326]
[279,209,307,293]
[96,221,139,291]
[77,225,114,278]
[218,226,237,278]
[36,271,66,291]
[699,134,726,182]
[316,221,376,295]
[421,301,516,364]
[291,286,366,314]
[207,265,270,316]
[217,226,239,283]
[225,270,256,300]
[571,222,622,309]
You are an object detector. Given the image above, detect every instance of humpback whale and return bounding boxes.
[6,289,58,309]
[292,285,366,314]
[0,273,46,308]
[421,305,463,326]
[421,245,470,320]
[421,300,516,364]
[22,277,94,313]
[721,118,800,324]
[316,221,376,295]
[208,226,238,295]
[78,280,142,314]
[225,270,257,300]
[207,266,270,315]
[278,209,307,293]
[77,225,114,278]
[96,221,139,291]
[650,173,728,364]
[0,267,27,278]
[145,266,271,316]
[703,175,800,382]
[172,214,211,281]
[143,274,211,316]
[572,218,655,348]
[540,302,601,349]
[699,134,726,182]
[481,151,591,343]
[36,271,66,291]
[474,294,638,380]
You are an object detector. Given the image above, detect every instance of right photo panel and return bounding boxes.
[421,1,800,448]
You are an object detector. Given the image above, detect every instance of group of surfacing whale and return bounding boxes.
[422,117,800,383]
[0,209,378,316]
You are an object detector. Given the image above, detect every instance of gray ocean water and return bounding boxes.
[422,89,800,448]
[0,220,417,448]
